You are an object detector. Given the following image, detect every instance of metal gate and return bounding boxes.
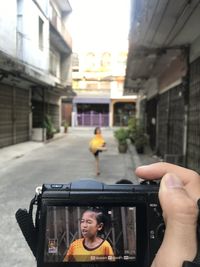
[0,84,29,148]
[157,84,184,162]
[157,91,169,156]
[77,112,109,127]
[187,57,200,172]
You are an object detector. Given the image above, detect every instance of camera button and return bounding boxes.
[150,230,155,239]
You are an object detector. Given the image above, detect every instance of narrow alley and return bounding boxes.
[0,128,156,267]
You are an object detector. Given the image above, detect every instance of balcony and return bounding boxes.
[49,2,72,53]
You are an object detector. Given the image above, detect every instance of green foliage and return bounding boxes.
[127,117,137,143]
[134,126,148,149]
[127,116,148,151]
[44,115,56,139]
[62,120,68,129]
[114,128,129,145]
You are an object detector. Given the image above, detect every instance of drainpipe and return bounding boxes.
[182,45,190,167]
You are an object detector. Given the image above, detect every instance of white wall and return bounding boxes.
[0,1,17,56]
[50,1,63,34]
[17,0,49,72]
[35,0,49,16]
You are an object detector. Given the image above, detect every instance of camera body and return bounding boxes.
[16,180,164,267]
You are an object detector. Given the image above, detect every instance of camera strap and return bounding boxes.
[183,199,200,267]
[15,196,38,258]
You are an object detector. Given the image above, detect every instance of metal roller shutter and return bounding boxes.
[0,85,13,147]
[0,84,29,148]
[15,87,29,143]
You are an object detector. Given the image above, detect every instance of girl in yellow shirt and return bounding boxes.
[63,208,114,262]
[89,127,107,176]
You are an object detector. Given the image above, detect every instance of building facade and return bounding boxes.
[125,0,200,172]
[69,50,136,127]
[0,0,73,148]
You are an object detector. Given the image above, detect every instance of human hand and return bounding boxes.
[135,163,200,267]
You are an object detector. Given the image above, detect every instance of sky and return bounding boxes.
[68,0,131,52]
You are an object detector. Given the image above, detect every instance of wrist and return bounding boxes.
[153,222,197,267]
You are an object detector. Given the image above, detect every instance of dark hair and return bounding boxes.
[82,207,107,236]
[83,207,105,225]
[94,127,101,135]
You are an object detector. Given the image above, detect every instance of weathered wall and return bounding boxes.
[0,1,17,56]
[158,55,187,93]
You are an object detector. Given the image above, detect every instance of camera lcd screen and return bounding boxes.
[44,206,136,263]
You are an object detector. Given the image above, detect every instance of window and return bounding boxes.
[39,17,44,50]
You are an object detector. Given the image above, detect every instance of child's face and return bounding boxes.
[80,211,103,239]
[96,128,101,134]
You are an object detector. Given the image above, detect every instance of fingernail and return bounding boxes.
[165,174,183,189]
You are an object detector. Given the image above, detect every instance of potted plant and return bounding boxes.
[114,128,129,153]
[44,115,56,140]
[62,120,69,133]
[134,127,148,154]
[127,117,137,144]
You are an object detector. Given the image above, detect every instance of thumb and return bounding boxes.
[159,173,198,225]
[152,173,198,267]
[160,172,184,192]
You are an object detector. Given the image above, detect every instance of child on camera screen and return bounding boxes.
[63,208,114,262]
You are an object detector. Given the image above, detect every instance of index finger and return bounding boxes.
[135,162,200,201]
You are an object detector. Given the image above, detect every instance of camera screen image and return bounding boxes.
[44,206,136,263]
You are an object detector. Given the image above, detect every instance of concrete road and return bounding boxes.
[0,128,137,267]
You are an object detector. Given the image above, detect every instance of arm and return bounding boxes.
[135,163,200,267]
[63,243,74,262]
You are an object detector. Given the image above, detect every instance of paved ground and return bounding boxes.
[0,127,158,267]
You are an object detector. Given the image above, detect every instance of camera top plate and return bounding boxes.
[42,179,159,192]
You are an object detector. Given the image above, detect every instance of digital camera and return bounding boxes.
[16,179,165,267]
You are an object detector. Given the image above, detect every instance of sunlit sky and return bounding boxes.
[68,0,131,52]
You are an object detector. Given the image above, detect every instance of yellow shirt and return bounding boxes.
[63,238,114,262]
[89,134,106,153]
